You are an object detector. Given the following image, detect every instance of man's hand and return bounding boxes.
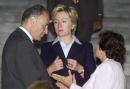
[93,17,103,33]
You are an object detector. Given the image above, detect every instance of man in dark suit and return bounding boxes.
[2,4,50,89]
[47,0,103,42]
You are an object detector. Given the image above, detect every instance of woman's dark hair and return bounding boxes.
[98,30,126,66]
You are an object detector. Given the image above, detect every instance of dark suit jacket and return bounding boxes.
[47,0,103,42]
[41,41,96,87]
[2,28,50,89]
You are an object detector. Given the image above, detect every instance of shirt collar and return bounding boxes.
[19,26,33,43]
[52,35,82,45]
[103,58,110,62]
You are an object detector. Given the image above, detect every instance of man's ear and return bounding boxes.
[29,16,37,25]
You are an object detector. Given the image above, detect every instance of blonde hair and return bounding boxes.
[52,4,78,33]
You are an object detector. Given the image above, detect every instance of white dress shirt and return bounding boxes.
[70,58,126,89]
[19,26,33,43]
[60,40,73,58]
[52,35,82,58]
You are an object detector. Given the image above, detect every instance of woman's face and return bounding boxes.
[96,44,100,59]
[96,44,104,62]
[53,11,73,37]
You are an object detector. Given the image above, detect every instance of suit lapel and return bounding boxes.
[16,28,32,43]
[17,28,39,55]
[67,42,81,60]
[53,42,65,59]
[53,42,67,65]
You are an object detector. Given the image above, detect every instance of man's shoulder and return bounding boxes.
[41,41,53,49]
[42,41,53,46]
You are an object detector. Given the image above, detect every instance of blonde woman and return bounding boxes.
[41,4,96,89]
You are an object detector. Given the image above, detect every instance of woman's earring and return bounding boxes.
[72,25,75,29]
[73,25,76,30]
[72,25,76,34]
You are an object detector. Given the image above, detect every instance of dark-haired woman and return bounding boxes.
[52,30,126,89]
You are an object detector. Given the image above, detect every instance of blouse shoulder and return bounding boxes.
[97,59,121,74]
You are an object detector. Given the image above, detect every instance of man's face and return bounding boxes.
[33,12,49,41]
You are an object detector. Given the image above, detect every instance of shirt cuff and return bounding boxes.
[70,83,82,89]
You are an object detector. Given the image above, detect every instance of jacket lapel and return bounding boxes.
[67,42,81,60]
[53,42,67,65]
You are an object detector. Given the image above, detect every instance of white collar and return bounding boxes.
[19,26,33,43]
[52,35,82,45]
[104,58,109,61]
